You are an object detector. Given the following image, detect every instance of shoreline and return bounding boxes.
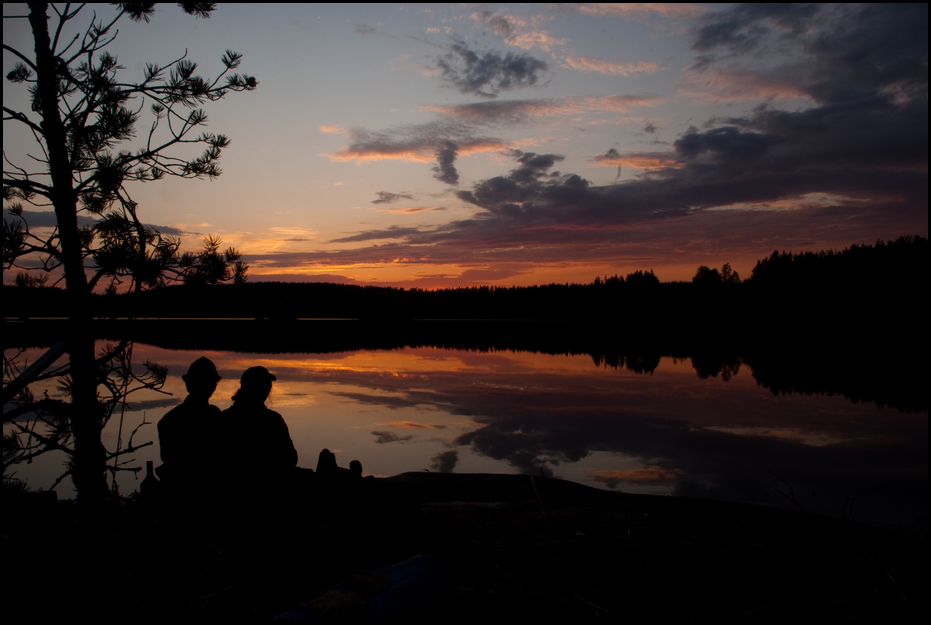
[4,472,927,622]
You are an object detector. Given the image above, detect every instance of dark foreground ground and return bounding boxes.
[4,473,927,623]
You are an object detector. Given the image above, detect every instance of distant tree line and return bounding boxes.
[747,235,926,288]
[3,236,926,345]
[692,263,741,285]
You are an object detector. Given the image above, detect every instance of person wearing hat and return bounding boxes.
[156,357,224,495]
[221,366,298,497]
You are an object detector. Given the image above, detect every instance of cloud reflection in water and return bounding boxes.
[7,345,924,529]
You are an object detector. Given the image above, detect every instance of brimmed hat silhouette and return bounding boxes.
[182,357,221,383]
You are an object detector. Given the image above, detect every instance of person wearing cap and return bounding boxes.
[221,366,298,495]
[156,357,224,493]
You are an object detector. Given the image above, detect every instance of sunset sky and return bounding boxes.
[3,3,928,287]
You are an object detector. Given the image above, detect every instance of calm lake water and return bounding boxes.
[4,342,927,531]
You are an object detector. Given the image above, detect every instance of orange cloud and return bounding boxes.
[470,10,568,52]
[319,125,343,134]
[376,421,444,429]
[564,57,663,76]
[577,3,706,19]
[591,149,680,170]
[586,466,683,486]
[377,206,444,214]
[678,70,807,103]
[507,30,568,52]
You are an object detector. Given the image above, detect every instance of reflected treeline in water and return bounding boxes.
[5,318,925,413]
[593,353,742,381]
[590,353,663,374]
[743,351,926,413]
[687,353,743,382]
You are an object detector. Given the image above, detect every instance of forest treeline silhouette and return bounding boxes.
[5,236,925,336]
[4,237,926,413]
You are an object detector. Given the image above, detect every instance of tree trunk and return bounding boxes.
[29,3,108,506]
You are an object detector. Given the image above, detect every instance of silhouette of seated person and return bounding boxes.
[221,366,298,498]
[156,357,223,497]
[316,449,365,482]
[314,449,373,520]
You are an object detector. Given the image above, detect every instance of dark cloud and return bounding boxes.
[692,4,928,106]
[334,122,497,158]
[593,148,620,163]
[803,4,928,105]
[7,210,98,229]
[452,149,690,227]
[643,123,656,134]
[436,43,548,98]
[151,223,185,236]
[377,420,446,429]
[430,450,459,473]
[246,195,923,278]
[355,24,377,35]
[125,398,181,412]
[328,124,506,187]
[332,391,431,411]
[6,209,185,236]
[692,3,820,55]
[475,11,512,38]
[372,191,415,204]
[305,356,926,526]
[330,226,424,244]
[299,5,926,276]
[372,431,415,444]
[376,206,448,215]
[127,346,923,528]
[2,407,39,423]
[328,95,658,188]
[426,95,660,124]
[322,4,926,263]
[432,140,460,185]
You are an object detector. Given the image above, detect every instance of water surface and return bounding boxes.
[5,343,926,530]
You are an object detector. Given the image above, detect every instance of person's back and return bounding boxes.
[221,367,298,498]
[157,358,224,499]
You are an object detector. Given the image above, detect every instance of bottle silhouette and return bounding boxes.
[140,460,160,500]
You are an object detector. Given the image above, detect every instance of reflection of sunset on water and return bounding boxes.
[3,343,925,528]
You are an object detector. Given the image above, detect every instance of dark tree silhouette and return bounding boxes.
[720,263,740,284]
[3,341,169,495]
[692,263,741,285]
[2,3,257,506]
[180,235,248,286]
[625,269,660,287]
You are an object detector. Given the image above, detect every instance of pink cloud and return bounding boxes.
[564,56,663,76]
[586,466,684,487]
[376,206,445,214]
[469,10,568,52]
[376,421,444,429]
[506,30,568,52]
[577,3,706,19]
[591,149,681,170]
[678,69,808,103]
